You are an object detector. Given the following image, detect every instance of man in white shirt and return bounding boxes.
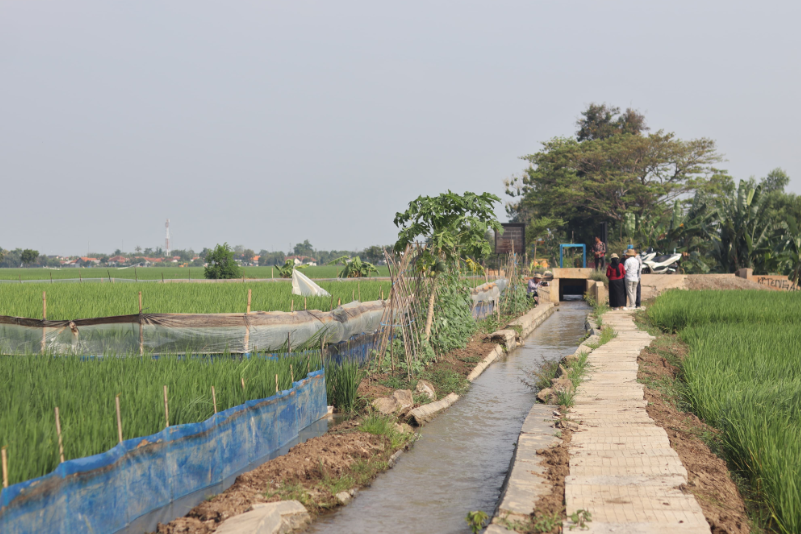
[623,249,640,309]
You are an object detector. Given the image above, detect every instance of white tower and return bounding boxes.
[165,219,171,256]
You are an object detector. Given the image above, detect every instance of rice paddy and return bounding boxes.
[649,290,801,533]
[0,265,390,281]
[0,280,391,320]
[0,351,322,487]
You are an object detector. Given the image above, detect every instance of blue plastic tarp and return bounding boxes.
[0,369,327,534]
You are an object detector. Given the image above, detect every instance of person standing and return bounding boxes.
[623,249,640,309]
[593,236,606,271]
[606,253,626,309]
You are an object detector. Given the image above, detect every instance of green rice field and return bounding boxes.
[0,352,322,487]
[0,280,391,319]
[0,265,390,281]
[648,290,801,533]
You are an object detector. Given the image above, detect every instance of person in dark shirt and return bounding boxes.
[605,253,626,309]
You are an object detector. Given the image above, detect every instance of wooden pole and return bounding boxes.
[304,297,307,310]
[135,267,138,282]
[275,374,279,394]
[1,446,7,489]
[108,271,112,283]
[287,332,291,354]
[115,395,123,444]
[211,386,217,414]
[290,364,294,383]
[291,299,294,312]
[338,297,341,307]
[241,377,245,390]
[54,407,65,463]
[381,287,384,300]
[352,289,355,302]
[163,386,170,427]
[50,272,53,284]
[247,289,252,314]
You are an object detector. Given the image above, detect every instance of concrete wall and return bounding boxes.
[736,268,798,291]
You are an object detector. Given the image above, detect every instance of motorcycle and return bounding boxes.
[640,247,681,274]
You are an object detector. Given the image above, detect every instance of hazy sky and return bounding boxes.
[2,1,799,256]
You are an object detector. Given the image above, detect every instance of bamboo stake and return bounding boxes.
[304,297,307,310]
[115,395,123,444]
[1,446,7,488]
[163,386,170,427]
[291,299,294,312]
[287,332,291,354]
[139,291,144,356]
[381,287,384,300]
[241,377,245,390]
[41,291,47,353]
[352,289,355,302]
[211,386,217,413]
[54,407,65,463]
[337,297,341,307]
[275,374,279,394]
[290,364,294,383]
[50,272,53,284]
[247,289,252,314]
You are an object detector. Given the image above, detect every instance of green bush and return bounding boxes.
[204,243,242,279]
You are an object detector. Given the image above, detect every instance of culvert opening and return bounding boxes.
[559,278,587,301]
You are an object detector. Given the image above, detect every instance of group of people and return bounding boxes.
[606,248,642,310]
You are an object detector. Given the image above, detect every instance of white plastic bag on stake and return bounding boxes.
[291,269,331,297]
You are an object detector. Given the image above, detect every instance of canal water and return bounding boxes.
[310,300,589,534]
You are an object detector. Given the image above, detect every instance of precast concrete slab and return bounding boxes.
[563,310,710,533]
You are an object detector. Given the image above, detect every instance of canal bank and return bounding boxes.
[309,301,590,534]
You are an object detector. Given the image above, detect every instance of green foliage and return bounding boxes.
[327,256,379,278]
[20,249,39,266]
[713,182,773,272]
[275,259,309,278]
[394,190,502,267]
[204,243,242,279]
[0,280,390,319]
[429,272,477,354]
[567,509,592,530]
[465,510,489,534]
[651,291,801,533]
[0,352,320,486]
[326,361,362,413]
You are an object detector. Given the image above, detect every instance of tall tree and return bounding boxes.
[506,104,723,246]
[204,243,242,279]
[293,240,315,257]
[20,249,39,266]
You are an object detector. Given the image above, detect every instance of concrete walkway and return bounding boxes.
[564,310,710,534]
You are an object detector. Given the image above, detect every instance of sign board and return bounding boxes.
[495,223,526,255]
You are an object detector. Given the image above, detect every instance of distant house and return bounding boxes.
[108,255,128,266]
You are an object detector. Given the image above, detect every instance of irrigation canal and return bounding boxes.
[310,300,589,534]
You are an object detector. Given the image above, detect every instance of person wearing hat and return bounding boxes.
[623,248,641,309]
[527,274,543,305]
[606,253,626,309]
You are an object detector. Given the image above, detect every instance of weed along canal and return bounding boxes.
[310,301,589,534]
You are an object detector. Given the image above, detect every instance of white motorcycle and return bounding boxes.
[639,248,681,274]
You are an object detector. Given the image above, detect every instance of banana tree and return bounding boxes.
[275,259,309,278]
[327,256,379,278]
[776,218,801,288]
[394,191,501,341]
[712,182,773,272]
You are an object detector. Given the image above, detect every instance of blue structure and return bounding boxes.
[559,244,587,268]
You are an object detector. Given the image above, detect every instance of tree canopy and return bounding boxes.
[204,243,242,279]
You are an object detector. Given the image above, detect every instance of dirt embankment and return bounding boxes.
[637,329,750,534]
[685,274,767,291]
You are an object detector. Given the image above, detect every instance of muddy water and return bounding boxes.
[311,301,589,534]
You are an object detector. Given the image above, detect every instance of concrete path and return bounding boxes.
[563,310,710,534]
